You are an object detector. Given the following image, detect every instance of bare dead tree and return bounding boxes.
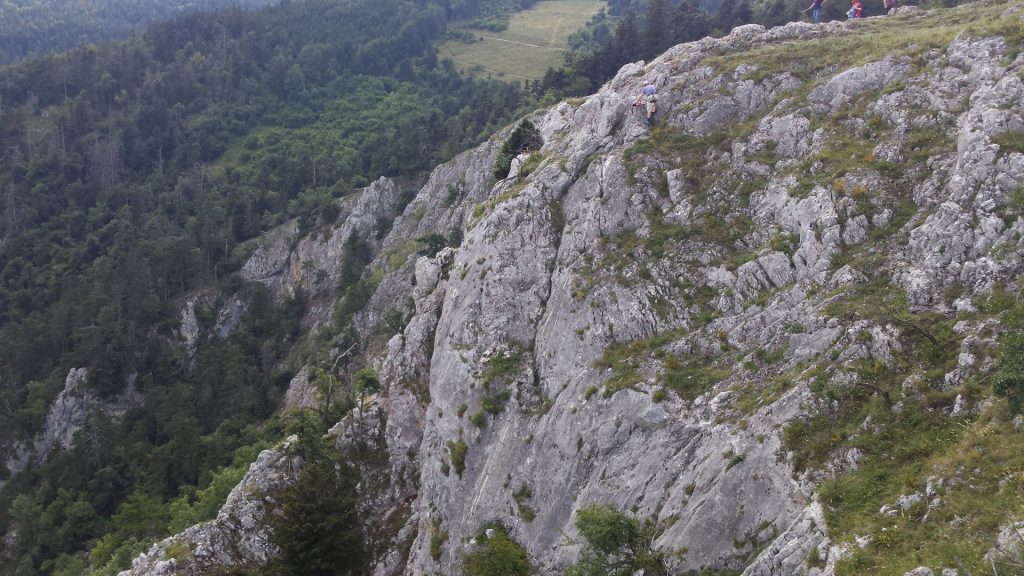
[882,301,938,346]
[88,137,121,193]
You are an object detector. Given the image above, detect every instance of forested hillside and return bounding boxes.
[0,0,281,64]
[0,0,530,572]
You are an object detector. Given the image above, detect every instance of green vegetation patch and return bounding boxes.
[513,484,537,522]
[471,187,525,225]
[733,373,797,416]
[782,289,1024,573]
[594,330,730,400]
[493,119,544,180]
[824,401,1024,575]
[992,130,1024,155]
[448,438,469,478]
[566,504,682,576]
[706,2,1024,84]
[593,330,685,393]
[600,209,751,283]
[662,355,730,401]
[439,0,607,81]
[430,517,448,561]
[623,126,740,193]
[463,525,533,576]
[482,347,524,388]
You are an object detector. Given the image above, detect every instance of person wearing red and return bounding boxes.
[847,0,863,18]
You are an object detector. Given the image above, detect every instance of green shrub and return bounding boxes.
[416,233,448,257]
[463,527,532,576]
[354,367,381,396]
[492,120,543,180]
[566,505,679,576]
[482,390,511,414]
[483,349,522,387]
[270,458,363,575]
[994,332,1024,415]
[430,519,447,561]
[469,411,488,428]
[448,439,468,478]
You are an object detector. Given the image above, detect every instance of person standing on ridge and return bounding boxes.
[634,84,658,127]
[803,0,824,23]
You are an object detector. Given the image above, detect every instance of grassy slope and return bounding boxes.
[595,2,1024,573]
[438,0,606,81]
[706,4,1024,573]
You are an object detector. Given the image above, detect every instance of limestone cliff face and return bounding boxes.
[2,368,142,491]
[124,5,1024,575]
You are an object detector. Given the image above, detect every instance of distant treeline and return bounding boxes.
[0,0,278,65]
[533,0,947,98]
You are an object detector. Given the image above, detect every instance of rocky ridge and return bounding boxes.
[126,3,1024,575]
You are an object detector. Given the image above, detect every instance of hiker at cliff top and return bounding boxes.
[634,84,658,127]
[803,0,824,23]
[884,0,897,12]
[847,0,863,18]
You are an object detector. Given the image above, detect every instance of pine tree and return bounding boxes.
[733,0,753,25]
[644,0,670,58]
[713,0,736,34]
[671,0,711,44]
[614,11,641,63]
[271,460,364,576]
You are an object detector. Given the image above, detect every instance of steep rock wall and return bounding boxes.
[122,4,1024,574]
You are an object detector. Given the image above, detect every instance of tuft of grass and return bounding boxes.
[469,411,487,428]
[663,355,730,401]
[733,375,794,415]
[430,518,447,561]
[482,390,511,415]
[992,131,1024,155]
[447,438,468,478]
[470,187,522,225]
[482,348,523,388]
[904,127,955,163]
[725,452,746,471]
[593,330,685,393]
[769,232,799,257]
[512,483,536,521]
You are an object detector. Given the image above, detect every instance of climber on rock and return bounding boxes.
[634,84,658,127]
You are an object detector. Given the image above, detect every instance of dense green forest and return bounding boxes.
[0,0,280,64]
[0,0,529,572]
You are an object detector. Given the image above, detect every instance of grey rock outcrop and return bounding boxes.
[282,366,317,410]
[132,6,1024,575]
[985,520,1024,571]
[120,441,302,576]
[3,368,142,487]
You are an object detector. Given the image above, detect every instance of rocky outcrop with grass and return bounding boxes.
[123,2,1024,574]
